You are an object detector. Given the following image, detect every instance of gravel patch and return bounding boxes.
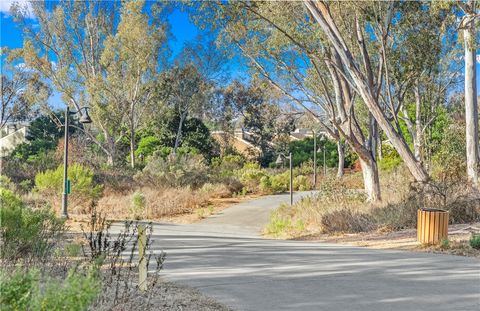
[94,276,233,311]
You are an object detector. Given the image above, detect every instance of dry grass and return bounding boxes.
[265,165,480,238]
[95,183,236,221]
[97,186,211,220]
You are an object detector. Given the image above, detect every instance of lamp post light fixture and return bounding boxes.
[62,106,92,219]
[276,152,293,206]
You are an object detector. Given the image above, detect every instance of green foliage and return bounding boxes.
[34,164,102,199]
[431,123,466,181]
[0,189,65,261]
[0,268,100,311]
[234,162,266,192]
[31,268,100,311]
[64,243,82,257]
[135,136,161,159]
[0,269,37,311]
[264,205,306,237]
[140,110,219,161]
[264,214,292,236]
[293,175,311,191]
[211,154,245,177]
[288,137,342,168]
[130,191,146,220]
[440,238,450,250]
[9,112,71,162]
[469,234,480,250]
[378,144,402,171]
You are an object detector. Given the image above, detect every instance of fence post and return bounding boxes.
[138,224,147,291]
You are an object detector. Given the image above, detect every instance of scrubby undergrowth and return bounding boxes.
[265,166,480,238]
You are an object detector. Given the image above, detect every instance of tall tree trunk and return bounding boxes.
[337,141,344,178]
[304,0,430,184]
[173,112,187,155]
[377,130,383,161]
[360,157,381,202]
[414,82,423,163]
[130,123,136,168]
[464,10,478,187]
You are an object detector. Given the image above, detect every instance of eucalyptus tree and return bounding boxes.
[0,48,50,132]
[13,0,121,164]
[12,0,169,166]
[187,1,385,200]
[382,1,460,165]
[458,0,478,186]
[304,1,432,185]
[93,0,166,168]
[156,65,209,155]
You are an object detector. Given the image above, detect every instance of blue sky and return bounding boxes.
[0,1,248,108]
[0,0,478,110]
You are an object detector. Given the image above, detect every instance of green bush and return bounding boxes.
[470,234,480,250]
[211,154,245,177]
[293,175,311,191]
[378,144,402,171]
[0,268,100,311]
[234,162,266,192]
[264,207,306,237]
[0,269,37,311]
[31,268,100,311]
[130,191,146,220]
[0,189,65,261]
[135,136,162,159]
[35,164,102,200]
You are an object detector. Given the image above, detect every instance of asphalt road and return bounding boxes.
[124,192,480,310]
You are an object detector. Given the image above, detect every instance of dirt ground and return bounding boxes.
[95,277,232,311]
[295,222,480,258]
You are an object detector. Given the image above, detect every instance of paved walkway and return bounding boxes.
[127,192,480,310]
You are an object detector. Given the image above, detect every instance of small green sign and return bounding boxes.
[66,179,71,194]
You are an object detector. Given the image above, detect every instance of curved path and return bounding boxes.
[128,192,480,310]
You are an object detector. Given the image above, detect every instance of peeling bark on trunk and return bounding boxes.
[360,157,381,202]
[464,11,478,187]
[414,83,423,163]
[304,0,429,184]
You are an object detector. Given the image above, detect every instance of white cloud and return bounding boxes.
[0,0,34,18]
[477,55,480,64]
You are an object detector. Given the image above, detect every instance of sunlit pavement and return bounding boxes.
[115,192,480,311]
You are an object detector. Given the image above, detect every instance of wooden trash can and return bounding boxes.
[417,208,449,244]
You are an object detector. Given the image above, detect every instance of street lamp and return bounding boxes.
[276,152,293,205]
[62,106,92,218]
[318,135,327,176]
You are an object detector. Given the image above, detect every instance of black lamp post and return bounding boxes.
[62,106,92,218]
[276,152,293,205]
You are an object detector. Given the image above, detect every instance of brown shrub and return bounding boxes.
[321,208,376,234]
[144,187,209,218]
[198,183,232,199]
[97,187,211,220]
